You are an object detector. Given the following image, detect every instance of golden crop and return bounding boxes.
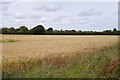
[2,35,118,61]
[1,35,118,77]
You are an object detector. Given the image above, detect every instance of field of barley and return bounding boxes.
[1,35,119,78]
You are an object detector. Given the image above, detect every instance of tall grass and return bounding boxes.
[2,35,118,78]
[3,43,118,78]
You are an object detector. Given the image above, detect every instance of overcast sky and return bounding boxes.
[0,1,118,31]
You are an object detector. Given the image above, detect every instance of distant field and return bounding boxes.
[2,35,119,78]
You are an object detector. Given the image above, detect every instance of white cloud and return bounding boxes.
[1,0,118,2]
[33,3,61,12]
[78,8,102,17]
[1,2,118,31]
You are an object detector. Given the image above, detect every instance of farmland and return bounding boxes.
[1,35,119,78]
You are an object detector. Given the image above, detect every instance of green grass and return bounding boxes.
[3,44,119,78]
[0,39,20,43]
[0,64,1,80]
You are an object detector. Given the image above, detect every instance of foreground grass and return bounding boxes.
[0,64,2,79]
[3,43,119,78]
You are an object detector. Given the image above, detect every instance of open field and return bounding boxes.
[1,35,119,78]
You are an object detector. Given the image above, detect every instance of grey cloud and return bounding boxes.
[78,9,101,17]
[52,15,68,22]
[28,14,43,19]
[43,6,60,11]
[113,12,118,15]
[1,2,13,5]
[2,6,8,11]
[2,12,24,23]
[15,15,27,19]
[1,2,14,11]
[1,0,18,2]
[34,4,61,12]
[15,14,46,23]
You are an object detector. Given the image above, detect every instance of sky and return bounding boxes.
[0,0,118,31]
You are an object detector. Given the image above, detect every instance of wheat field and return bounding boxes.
[1,35,119,78]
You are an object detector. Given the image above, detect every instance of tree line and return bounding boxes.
[1,24,120,35]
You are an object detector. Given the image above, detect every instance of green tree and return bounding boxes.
[0,28,2,34]
[71,30,76,32]
[9,27,16,33]
[2,27,10,33]
[16,26,28,33]
[113,28,117,32]
[46,27,53,32]
[78,30,82,32]
[64,30,69,32]
[32,25,45,34]
[60,29,63,32]
[103,30,112,32]
[18,26,28,32]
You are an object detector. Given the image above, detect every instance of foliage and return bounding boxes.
[18,26,28,32]
[1,25,119,35]
[2,27,10,34]
[113,28,117,32]
[9,27,16,32]
[31,25,45,34]
[46,28,53,32]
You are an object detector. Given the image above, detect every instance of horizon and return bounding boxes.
[1,25,118,32]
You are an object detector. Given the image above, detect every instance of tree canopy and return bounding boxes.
[46,28,53,32]
[113,28,117,32]
[1,25,119,35]
[18,26,28,32]
[32,25,45,34]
